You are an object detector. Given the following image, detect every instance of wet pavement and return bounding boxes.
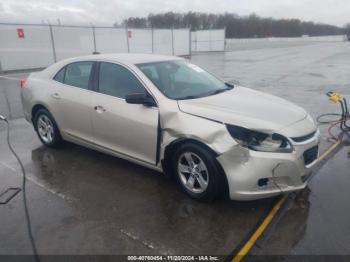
[259,145,350,256]
[0,72,27,120]
[0,118,275,255]
[0,41,350,257]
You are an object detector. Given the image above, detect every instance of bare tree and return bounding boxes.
[118,12,345,38]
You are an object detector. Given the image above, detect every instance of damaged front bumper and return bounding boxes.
[217,130,320,201]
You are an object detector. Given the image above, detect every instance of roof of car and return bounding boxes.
[67,53,185,65]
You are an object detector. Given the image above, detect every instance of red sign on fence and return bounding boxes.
[17,28,25,38]
[128,30,132,38]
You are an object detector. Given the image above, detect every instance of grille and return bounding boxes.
[292,131,316,143]
[303,146,318,165]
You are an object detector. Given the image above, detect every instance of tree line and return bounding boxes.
[115,12,346,38]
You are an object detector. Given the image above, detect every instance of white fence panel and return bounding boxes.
[225,35,347,51]
[226,35,346,44]
[153,29,173,55]
[192,31,210,51]
[52,26,94,61]
[0,24,54,71]
[210,29,225,51]
[95,27,128,53]
[0,24,191,71]
[173,29,190,56]
[191,29,225,52]
[129,29,152,53]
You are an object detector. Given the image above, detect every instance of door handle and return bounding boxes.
[51,93,60,99]
[94,105,106,113]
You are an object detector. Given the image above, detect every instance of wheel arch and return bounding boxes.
[31,104,61,133]
[31,104,48,121]
[162,137,229,198]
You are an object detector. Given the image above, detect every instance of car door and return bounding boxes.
[91,61,159,165]
[49,61,95,143]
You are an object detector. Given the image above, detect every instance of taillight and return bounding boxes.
[20,79,26,88]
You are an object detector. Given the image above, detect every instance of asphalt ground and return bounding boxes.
[257,144,350,260]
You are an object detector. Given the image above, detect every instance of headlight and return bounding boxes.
[226,124,293,153]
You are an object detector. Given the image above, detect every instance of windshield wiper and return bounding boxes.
[178,95,199,100]
[225,82,235,88]
[205,86,233,96]
[178,85,233,100]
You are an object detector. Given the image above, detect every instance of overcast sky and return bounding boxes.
[0,0,349,27]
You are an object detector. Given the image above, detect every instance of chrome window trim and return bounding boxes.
[49,59,160,109]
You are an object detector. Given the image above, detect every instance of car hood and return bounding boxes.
[177,86,308,133]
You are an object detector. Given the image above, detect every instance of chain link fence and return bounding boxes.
[0,23,191,72]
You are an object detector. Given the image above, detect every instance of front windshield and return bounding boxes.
[137,60,232,100]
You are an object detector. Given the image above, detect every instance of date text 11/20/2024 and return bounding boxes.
[127,255,220,261]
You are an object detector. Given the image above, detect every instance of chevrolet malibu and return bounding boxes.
[21,54,320,201]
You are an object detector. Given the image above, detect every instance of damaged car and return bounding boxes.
[21,54,320,201]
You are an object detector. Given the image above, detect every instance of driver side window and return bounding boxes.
[98,62,146,99]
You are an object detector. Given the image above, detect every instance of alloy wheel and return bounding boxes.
[37,115,54,144]
[177,152,209,194]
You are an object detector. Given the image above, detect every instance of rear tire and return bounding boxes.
[172,142,224,201]
[34,109,62,148]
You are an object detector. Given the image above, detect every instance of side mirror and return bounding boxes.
[125,93,156,107]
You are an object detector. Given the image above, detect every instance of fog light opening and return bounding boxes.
[258,178,269,187]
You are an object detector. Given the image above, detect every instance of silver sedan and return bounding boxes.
[21,54,320,201]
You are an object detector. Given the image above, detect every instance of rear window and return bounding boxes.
[53,67,65,83]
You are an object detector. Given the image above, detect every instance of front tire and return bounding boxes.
[34,109,62,147]
[172,142,224,201]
